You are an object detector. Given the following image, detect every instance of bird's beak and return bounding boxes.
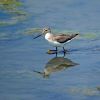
[33,34,43,39]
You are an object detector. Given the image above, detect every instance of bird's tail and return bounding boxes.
[71,33,79,38]
[68,33,78,40]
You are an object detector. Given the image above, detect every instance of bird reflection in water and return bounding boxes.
[33,57,78,78]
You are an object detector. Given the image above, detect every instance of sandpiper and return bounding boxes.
[34,27,78,55]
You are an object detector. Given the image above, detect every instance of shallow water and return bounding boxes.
[0,0,100,100]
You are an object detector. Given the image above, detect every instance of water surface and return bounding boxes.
[0,0,100,100]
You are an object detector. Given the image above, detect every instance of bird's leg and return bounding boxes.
[63,47,65,52]
[63,47,66,56]
[56,47,58,57]
[56,47,58,51]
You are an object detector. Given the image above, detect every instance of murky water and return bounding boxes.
[0,0,100,100]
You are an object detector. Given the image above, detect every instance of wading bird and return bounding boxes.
[34,27,78,56]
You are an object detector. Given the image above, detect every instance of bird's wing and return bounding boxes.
[54,34,78,43]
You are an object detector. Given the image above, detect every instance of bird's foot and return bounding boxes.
[47,49,57,54]
[63,49,69,56]
[63,49,68,53]
[48,49,57,51]
[47,49,69,55]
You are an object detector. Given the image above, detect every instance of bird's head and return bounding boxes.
[42,27,51,34]
[33,27,51,39]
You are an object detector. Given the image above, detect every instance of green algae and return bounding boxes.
[0,0,22,6]
[0,0,28,26]
[67,86,100,96]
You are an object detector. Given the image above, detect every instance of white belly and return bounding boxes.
[45,33,66,47]
[48,39,62,47]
